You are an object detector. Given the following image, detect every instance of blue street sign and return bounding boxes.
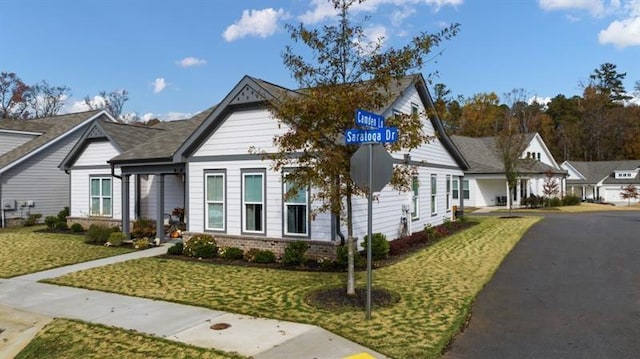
[356,109,385,129]
[345,127,399,144]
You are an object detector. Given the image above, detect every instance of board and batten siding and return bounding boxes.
[188,160,332,240]
[0,132,38,156]
[139,174,184,219]
[191,108,288,157]
[1,128,83,220]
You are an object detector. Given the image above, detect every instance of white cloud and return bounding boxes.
[299,0,462,25]
[223,8,290,42]
[176,57,207,68]
[538,0,608,16]
[359,25,388,54]
[598,15,640,47]
[140,111,193,122]
[153,78,166,94]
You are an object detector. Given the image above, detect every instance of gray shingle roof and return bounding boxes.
[565,160,640,185]
[100,121,165,151]
[451,134,562,175]
[109,106,216,163]
[0,110,104,170]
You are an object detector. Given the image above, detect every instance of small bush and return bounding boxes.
[562,195,581,206]
[335,244,366,269]
[131,218,156,239]
[44,216,58,229]
[107,232,125,247]
[57,207,70,223]
[282,241,310,266]
[184,234,217,258]
[220,247,244,260]
[245,248,276,263]
[133,237,152,249]
[54,220,68,230]
[23,213,42,226]
[361,233,390,261]
[85,224,113,244]
[70,223,84,233]
[548,197,562,207]
[167,242,184,255]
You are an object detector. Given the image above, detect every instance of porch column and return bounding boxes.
[515,180,521,205]
[582,185,586,199]
[459,176,465,213]
[155,174,165,245]
[505,180,511,208]
[121,174,130,240]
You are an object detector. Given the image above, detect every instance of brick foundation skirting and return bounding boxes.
[66,217,122,230]
[183,232,339,260]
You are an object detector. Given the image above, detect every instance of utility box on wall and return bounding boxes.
[2,200,16,211]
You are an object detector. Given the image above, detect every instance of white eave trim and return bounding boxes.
[0,129,43,136]
[0,110,112,175]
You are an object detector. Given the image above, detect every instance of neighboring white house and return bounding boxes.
[561,160,640,203]
[450,133,566,208]
[1,110,109,227]
[63,74,469,258]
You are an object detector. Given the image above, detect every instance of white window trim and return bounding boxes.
[90,176,112,217]
[205,172,225,231]
[452,179,459,200]
[431,174,437,216]
[283,177,310,237]
[242,171,265,234]
[463,179,470,200]
[446,175,452,212]
[411,174,420,220]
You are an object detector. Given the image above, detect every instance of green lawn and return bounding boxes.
[46,216,539,358]
[0,226,134,278]
[16,318,245,359]
[495,202,640,214]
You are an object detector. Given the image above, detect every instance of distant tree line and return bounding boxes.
[433,63,640,161]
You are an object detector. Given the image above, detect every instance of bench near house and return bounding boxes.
[60,74,469,258]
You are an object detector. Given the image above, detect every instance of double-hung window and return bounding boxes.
[283,178,308,236]
[452,179,459,199]
[90,177,112,216]
[446,175,451,211]
[243,171,265,233]
[205,172,225,231]
[430,174,437,215]
[411,175,419,220]
[463,180,470,200]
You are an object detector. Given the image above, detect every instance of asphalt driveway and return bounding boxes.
[444,212,640,359]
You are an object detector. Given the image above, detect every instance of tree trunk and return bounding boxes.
[346,183,355,296]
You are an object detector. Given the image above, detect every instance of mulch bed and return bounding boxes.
[305,287,401,310]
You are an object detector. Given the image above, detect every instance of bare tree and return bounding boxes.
[495,117,529,216]
[620,184,638,206]
[84,89,129,121]
[542,170,560,207]
[28,80,71,118]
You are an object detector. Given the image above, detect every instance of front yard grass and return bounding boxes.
[16,318,245,359]
[497,202,640,213]
[45,216,540,359]
[0,226,134,278]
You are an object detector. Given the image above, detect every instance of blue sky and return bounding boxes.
[1,0,638,121]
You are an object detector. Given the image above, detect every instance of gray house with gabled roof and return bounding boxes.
[561,160,640,203]
[1,110,110,227]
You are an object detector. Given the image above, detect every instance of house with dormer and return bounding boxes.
[561,160,640,203]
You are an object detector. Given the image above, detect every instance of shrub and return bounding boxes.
[133,237,152,249]
[424,224,436,240]
[44,216,58,229]
[24,213,42,227]
[167,242,184,255]
[282,241,310,266]
[55,220,68,230]
[131,218,156,239]
[70,223,84,233]
[335,244,365,269]
[361,233,390,261]
[562,195,581,206]
[244,248,276,263]
[85,224,113,244]
[107,232,125,247]
[220,247,244,260]
[183,234,217,258]
[548,197,562,207]
[57,207,70,223]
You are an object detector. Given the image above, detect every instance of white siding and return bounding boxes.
[0,132,37,156]
[139,174,184,219]
[192,109,288,157]
[74,141,119,167]
[69,167,136,220]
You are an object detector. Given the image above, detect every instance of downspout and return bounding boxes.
[110,163,122,180]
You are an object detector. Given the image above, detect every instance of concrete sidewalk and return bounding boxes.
[0,246,387,359]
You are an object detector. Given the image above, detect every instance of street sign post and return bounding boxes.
[347,109,399,320]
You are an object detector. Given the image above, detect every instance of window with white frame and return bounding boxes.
[205,172,225,231]
[430,174,437,215]
[411,174,419,220]
[90,177,112,216]
[242,171,264,233]
[283,177,308,236]
[446,175,451,211]
[452,179,459,199]
[463,179,470,200]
